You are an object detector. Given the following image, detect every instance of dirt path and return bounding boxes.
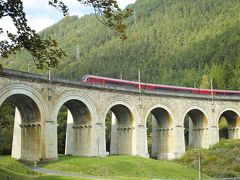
[30,166,114,180]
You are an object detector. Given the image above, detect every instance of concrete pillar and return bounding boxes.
[168,128,175,159]
[188,118,193,147]
[132,122,137,156]
[110,113,118,154]
[95,122,105,157]
[209,126,219,145]
[117,127,133,154]
[201,128,209,148]
[236,127,240,139]
[12,107,41,161]
[157,129,166,159]
[12,107,21,159]
[135,124,148,158]
[22,126,41,161]
[228,127,240,139]
[65,110,74,155]
[44,121,57,159]
[73,126,93,156]
[65,110,94,156]
[174,125,185,158]
[151,115,158,158]
[156,128,175,160]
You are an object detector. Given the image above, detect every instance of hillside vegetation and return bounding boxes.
[178,139,240,178]
[2,0,240,90]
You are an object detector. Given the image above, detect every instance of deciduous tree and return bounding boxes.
[0,0,132,69]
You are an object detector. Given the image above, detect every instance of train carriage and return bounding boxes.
[81,75,240,96]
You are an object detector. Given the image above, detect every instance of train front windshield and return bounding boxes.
[81,76,89,82]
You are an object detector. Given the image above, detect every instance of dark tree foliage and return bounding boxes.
[0,102,15,155]
[57,105,67,154]
[0,0,66,69]
[146,114,152,156]
[105,111,111,152]
[0,0,132,69]
[184,116,189,148]
[49,0,132,40]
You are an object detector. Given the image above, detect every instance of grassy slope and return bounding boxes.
[0,156,87,179]
[0,155,206,179]
[0,156,38,179]
[178,139,240,178]
[40,155,207,179]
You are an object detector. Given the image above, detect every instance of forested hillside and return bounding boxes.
[2,0,240,90]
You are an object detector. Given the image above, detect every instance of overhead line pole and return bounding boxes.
[210,77,215,112]
[134,9,136,25]
[198,148,202,180]
[138,69,142,108]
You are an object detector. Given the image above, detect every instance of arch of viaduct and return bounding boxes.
[0,69,240,161]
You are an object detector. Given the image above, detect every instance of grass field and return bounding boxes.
[0,155,207,179]
[0,156,85,179]
[0,140,239,179]
[0,154,206,179]
[39,155,207,179]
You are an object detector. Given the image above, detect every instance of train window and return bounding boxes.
[106,81,136,88]
[81,76,88,82]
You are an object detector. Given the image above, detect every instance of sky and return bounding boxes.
[0,0,137,39]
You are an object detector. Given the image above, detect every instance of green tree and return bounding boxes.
[0,0,132,69]
[223,59,235,89]
[57,106,67,154]
[0,102,15,155]
[233,56,240,90]
[200,74,210,89]
[210,63,225,89]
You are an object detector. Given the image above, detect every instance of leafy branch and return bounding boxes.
[0,0,131,69]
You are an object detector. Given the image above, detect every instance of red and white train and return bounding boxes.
[81,75,240,96]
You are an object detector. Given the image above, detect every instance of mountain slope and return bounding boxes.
[2,0,240,89]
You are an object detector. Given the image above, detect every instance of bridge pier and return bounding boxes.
[228,127,240,139]
[174,125,185,158]
[12,107,42,161]
[65,110,95,156]
[209,125,219,145]
[12,107,21,159]
[43,121,57,160]
[135,124,148,158]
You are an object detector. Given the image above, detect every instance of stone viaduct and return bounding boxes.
[0,69,239,161]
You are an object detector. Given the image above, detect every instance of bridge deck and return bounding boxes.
[1,68,239,101]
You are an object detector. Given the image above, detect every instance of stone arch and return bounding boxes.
[0,84,47,117]
[52,91,97,156]
[181,105,210,127]
[217,107,240,140]
[144,103,174,125]
[182,106,210,149]
[102,99,138,155]
[144,104,174,160]
[53,91,97,124]
[102,98,140,125]
[0,84,47,161]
